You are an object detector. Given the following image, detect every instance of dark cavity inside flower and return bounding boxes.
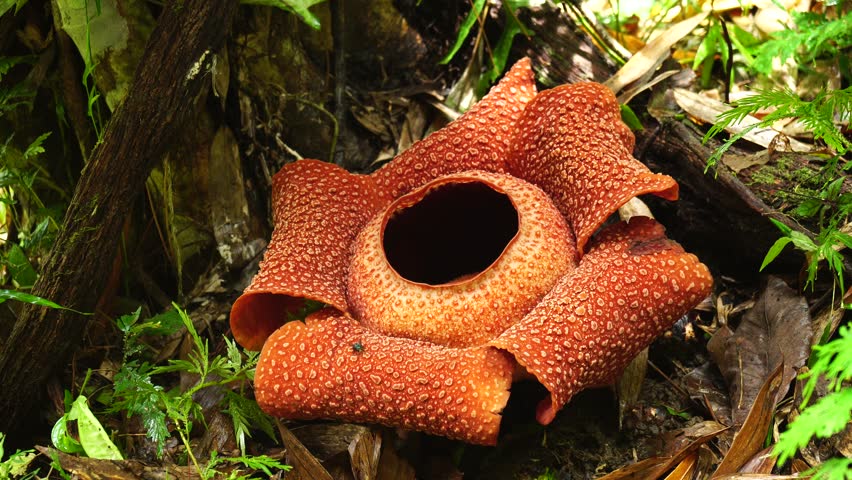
[383,181,519,286]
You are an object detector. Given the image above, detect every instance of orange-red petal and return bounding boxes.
[255,309,514,445]
[230,160,391,350]
[490,217,712,424]
[371,58,537,199]
[508,83,679,253]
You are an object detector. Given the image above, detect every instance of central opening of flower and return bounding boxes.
[383,181,519,285]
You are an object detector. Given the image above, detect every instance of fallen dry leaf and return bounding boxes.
[712,364,784,477]
[376,445,416,480]
[707,276,812,425]
[663,452,697,480]
[683,363,734,427]
[294,424,374,462]
[277,420,334,480]
[790,458,811,473]
[713,475,800,479]
[721,151,773,173]
[599,421,728,480]
[606,12,710,93]
[738,446,776,474]
[597,457,672,480]
[349,428,382,480]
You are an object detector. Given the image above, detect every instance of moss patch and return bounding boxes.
[743,154,830,219]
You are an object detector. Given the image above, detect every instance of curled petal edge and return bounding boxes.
[254,309,514,445]
[508,83,679,254]
[490,217,713,424]
[230,160,391,351]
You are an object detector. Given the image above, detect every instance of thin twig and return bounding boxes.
[331,0,347,168]
[648,359,693,400]
[719,15,734,104]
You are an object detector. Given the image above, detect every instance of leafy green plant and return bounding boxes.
[0,56,36,116]
[442,0,534,91]
[705,87,852,170]
[81,0,104,142]
[709,89,852,293]
[0,289,92,313]
[1,132,65,288]
[692,16,731,89]
[534,467,558,480]
[759,212,852,296]
[0,0,28,17]
[109,306,282,476]
[563,1,627,67]
[441,0,487,65]
[688,15,761,90]
[0,432,38,479]
[764,156,852,294]
[773,325,852,477]
[752,10,852,79]
[201,451,291,480]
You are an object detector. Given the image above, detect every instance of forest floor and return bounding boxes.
[1,0,851,479]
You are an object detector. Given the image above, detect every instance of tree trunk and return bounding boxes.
[0,0,238,435]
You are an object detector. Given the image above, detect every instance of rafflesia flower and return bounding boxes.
[230,58,713,445]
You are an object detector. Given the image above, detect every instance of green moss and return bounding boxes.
[747,155,825,218]
[749,166,778,185]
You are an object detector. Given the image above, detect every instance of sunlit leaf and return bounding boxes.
[796,198,823,218]
[22,132,50,160]
[67,395,123,460]
[693,21,721,71]
[51,414,85,455]
[0,289,90,315]
[620,103,644,131]
[116,308,142,333]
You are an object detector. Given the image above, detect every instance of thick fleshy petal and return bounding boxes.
[508,83,679,253]
[490,217,712,424]
[371,58,536,199]
[348,170,576,348]
[255,310,514,445]
[231,160,391,350]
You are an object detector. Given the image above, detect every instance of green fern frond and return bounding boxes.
[773,388,852,465]
[775,326,852,467]
[753,12,852,75]
[705,86,852,170]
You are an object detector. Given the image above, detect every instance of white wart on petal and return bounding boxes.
[255,309,514,445]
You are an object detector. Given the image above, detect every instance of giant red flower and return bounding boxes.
[230,59,713,445]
